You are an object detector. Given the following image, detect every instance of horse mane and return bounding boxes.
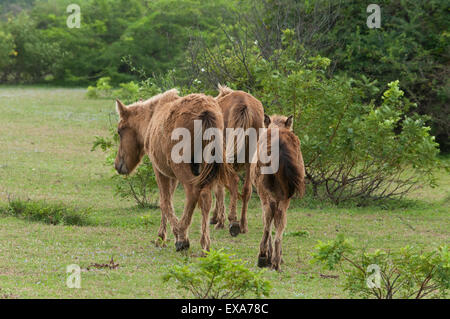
[215,84,234,100]
[127,88,180,110]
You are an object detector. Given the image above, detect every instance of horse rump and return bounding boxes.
[262,130,305,200]
[191,110,232,187]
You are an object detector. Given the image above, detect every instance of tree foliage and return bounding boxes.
[0,0,237,84]
[238,0,449,151]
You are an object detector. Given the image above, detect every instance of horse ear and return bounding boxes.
[285,115,293,129]
[116,99,127,119]
[264,114,271,127]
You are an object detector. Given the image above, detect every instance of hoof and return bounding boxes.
[229,222,241,237]
[210,217,218,225]
[175,240,190,252]
[257,256,270,268]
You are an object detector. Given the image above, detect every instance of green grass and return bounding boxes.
[0,87,448,298]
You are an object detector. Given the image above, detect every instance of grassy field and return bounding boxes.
[0,87,448,299]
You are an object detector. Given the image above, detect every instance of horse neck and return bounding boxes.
[132,104,155,145]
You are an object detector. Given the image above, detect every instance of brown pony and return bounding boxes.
[251,114,305,271]
[115,89,229,252]
[210,85,265,236]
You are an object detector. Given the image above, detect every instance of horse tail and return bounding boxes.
[263,131,305,200]
[225,102,254,165]
[191,110,232,188]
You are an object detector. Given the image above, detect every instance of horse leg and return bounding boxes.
[210,184,225,229]
[239,165,252,234]
[210,184,219,224]
[267,232,273,263]
[156,178,178,246]
[155,170,179,246]
[271,200,288,271]
[257,195,274,268]
[157,211,167,247]
[198,186,213,252]
[175,183,200,251]
[227,173,240,237]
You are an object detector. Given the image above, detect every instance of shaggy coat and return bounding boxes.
[251,114,305,271]
[115,89,230,252]
[210,85,265,236]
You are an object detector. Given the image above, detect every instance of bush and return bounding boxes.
[0,29,15,77]
[217,0,449,151]
[86,77,113,99]
[163,249,271,299]
[111,155,159,208]
[112,81,140,102]
[320,0,450,151]
[2,12,64,83]
[2,198,92,226]
[311,235,449,299]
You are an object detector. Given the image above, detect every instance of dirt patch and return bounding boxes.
[85,257,119,271]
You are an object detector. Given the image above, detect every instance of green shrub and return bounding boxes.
[311,235,449,299]
[321,0,450,151]
[0,29,15,72]
[2,198,92,226]
[86,77,113,99]
[112,81,140,102]
[163,249,272,299]
[2,12,64,83]
[112,155,159,208]
[86,85,98,99]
